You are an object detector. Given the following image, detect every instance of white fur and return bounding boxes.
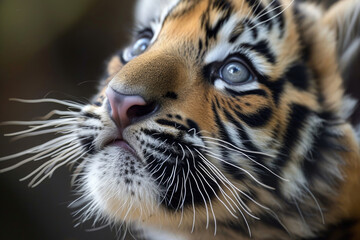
[135,0,181,44]
[337,0,360,74]
[141,227,187,240]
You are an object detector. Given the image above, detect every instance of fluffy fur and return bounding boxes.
[2,0,360,239]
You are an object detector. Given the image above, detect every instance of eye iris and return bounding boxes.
[222,62,250,83]
[131,38,149,56]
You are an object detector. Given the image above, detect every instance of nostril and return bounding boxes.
[127,101,158,124]
[106,87,158,129]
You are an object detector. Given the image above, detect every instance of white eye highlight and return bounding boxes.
[221,61,252,84]
[122,31,153,63]
[131,38,150,56]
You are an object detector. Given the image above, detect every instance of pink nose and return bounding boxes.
[106,87,154,129]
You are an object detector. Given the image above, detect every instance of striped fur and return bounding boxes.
[1,0,360,239]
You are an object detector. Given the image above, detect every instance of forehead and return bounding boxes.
[135,0,297,78]
[135,0,290,33]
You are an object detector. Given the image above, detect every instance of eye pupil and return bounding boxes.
[221,61,251,84]
[228,65,240,74]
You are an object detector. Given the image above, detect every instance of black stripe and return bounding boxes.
[244,18,258,40]
[257,74,285,105]
[224,106,276,188]
[221,107,273,183]
[275,104,311,169]
[142,129,183,144]
[214,96,221,109]
[285,61,310,90]
[79,136,95,154]
[162,91,178,99]
[260,104,311,189]
[233,107,273,128]
[222,108,262,158]
[82,112,101,120]
[212,101,234,151]
[224,88,268,97]
[212,101,248,180]
[205,10,232,40]
[212,0,232,11]
[222,107,275,186]
[241,40,276,64]
[144,146,218,210]
[270,0,285,37]
[144,142,173,156]
[302,118,345,184]
[293,5,311,62]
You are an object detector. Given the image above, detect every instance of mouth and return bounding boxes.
[107,139,139,157]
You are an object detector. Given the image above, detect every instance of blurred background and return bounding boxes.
[0,0,134,239]
[0,0,359,240]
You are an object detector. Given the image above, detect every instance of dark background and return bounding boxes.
[0,0,358,240]
[0,0,134,239]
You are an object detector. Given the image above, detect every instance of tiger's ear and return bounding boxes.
[322,0,360,126]
[322,0,360,77]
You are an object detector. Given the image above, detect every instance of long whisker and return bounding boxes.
[190,171,210,230]
[21,143,82,181]
[9,98,84,109]
[6,126,77,140]
[202,150,275,190]
[189,179,196,233]
[200,136,275,158]
[197,141,288,182]
[245,0,294,33]
[194,149,270,212]
[0,134,79,162]
[1,117,78,126]
[304,186,325,224]
[197,154,259,218]
[0,139,78,172]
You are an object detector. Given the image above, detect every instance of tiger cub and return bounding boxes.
[2,0,360,239]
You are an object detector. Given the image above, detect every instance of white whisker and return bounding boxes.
[246,0,294,33]
[189,179,196,233]
[304,186,325,224]
[2,118,78,127]
[0,134,78,161]
[6,127,76,140]
[197,141,288,182]
[195,149,270,212]
[201,136,275,158]
[203,150,275,190]
[10,98,84,109]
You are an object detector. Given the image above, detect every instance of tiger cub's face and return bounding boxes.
[80,0,333,235]
[5,0,360,239]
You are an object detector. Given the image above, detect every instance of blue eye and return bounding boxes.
[220,61,252,84]
[130,38,150,56]
[123,31,152,62]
